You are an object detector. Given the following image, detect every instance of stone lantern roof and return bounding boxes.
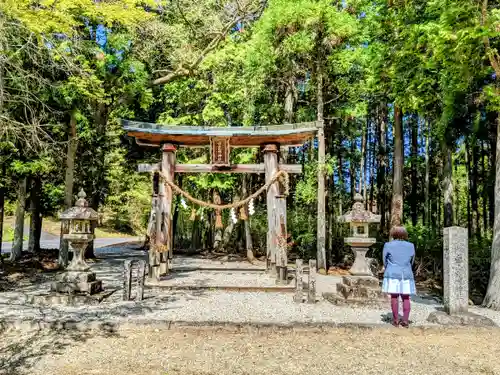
[338,193,381,224]
[59,189,99,221]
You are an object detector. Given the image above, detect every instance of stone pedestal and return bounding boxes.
[349,248,372,276]
[51,271,102,294]
[337,276,383,299]
[327,276,386,306]
[344,237,376,276]
[51,237,102,295]
[443,226,468,315]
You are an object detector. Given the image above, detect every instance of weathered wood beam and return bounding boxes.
[264,144,281,275]
[158,143,175,276]
[138,163,303,174]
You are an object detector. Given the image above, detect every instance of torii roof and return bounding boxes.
[122,120,321,147]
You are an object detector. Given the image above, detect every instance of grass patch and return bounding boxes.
[1,216,134,241]
[1,218,28,242]
[1,226,15,242]
[42,216,134,238]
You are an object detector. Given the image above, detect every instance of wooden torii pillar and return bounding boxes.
[147,143,176,280]
[263,144,287,280]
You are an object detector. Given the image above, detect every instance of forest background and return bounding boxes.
[1,0,500,309]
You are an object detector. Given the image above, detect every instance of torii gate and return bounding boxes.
[122,120,326,283]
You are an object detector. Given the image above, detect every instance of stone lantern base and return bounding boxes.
[50,237,102,295]
[329,276,387,306]
[51,271,102,295]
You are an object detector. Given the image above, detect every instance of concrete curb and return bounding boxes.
[146,285,296,293]
[1,318,496,333]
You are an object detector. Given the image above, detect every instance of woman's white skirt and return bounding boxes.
[382,277,416,295]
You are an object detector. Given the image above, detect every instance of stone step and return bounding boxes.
[342,276,379,288]
[336,283,384,300]
[323,292,388,307]
[55,271,96,283]
[51,279,102,295]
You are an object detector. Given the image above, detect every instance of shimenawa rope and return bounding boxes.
[157,170,289,210]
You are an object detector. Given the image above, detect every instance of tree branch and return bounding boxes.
[152,1,267,86]
[152,16,241,85]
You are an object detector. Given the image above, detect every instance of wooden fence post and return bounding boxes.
[308,259,317,304]
[123,260,132,301]
[123,260,147,301]
[294,259,303,303]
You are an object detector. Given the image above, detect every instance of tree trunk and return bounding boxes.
[172,176,182,251]
[10,177,28,261]
[220,195,240,252]
[411,115,418,226]
[0,183,5,258]
[350,139,356,199]
[470,138,480,238]
[28,177,43,253]
[360,120,368,204]
[327,128,336,266]
[453,151,460,225]
[191,216,202,250]
[86,103,109,259]
[221,220,235,251]
[489,125,496,230]
[316,56,326,272]
[0,36,4,261]
[465,138,473,238]
[443,141,454,228]
[59,111,78,267]
[369,128,376,212]
[483,115,500,310]
[377,103,388,230]
[338,140,344,215]
[390,105,404,228]
[242,174,254,262]
[424,120,430,226]
[284,75,296,123]
[0,32,4,111]
[481,141,488,233]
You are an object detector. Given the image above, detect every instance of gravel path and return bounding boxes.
[1,290,499,328]
[1,249,500,328]
[2,326,500,375]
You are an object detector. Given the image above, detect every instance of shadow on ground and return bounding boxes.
[0,325,120,375]
[380,312,415,325]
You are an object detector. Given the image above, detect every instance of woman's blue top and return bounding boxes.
[382,240,415,280]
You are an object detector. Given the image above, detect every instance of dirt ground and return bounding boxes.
[1,326,500,375]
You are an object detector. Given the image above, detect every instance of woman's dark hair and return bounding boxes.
[390,226,408,240]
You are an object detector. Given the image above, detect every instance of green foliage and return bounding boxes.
[104,148,151,234]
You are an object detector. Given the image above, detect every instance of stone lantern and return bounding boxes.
[329,193,385,305]
[338,193,381,276]
[51,189,102,295]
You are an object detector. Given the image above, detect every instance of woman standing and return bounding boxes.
[382,226,416,327]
